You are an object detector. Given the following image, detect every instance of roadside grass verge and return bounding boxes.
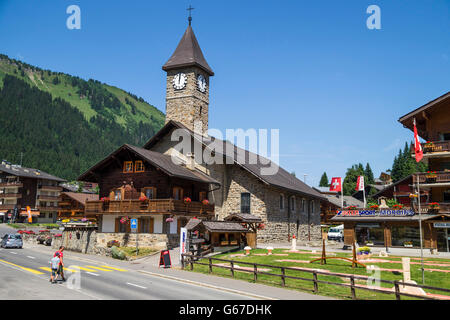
[184,248,450,300]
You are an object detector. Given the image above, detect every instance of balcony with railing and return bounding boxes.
[38,184,62,192]
[0,204,16,210]
[0,193,22,199]
[412,171,450,186]
[85,198,215,216]
[0,181,23,188]
[411,141,450,159]
[37,195,60,201]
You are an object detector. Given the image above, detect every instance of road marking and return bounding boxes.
[100,265,128,272]
[27,256,35,259]
[0,259,44,275]
[10,252,17,254]
[72,266,96,272]
[85,272,100,276]
[126,282,147,289]
[63,267,79,273]
[39,267,53,272]
[85,265,113,272]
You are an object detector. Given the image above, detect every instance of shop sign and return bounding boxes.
[356,223,380,228]
[336,209,415,217]
[434,222,450,228]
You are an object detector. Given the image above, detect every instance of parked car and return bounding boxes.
[327,225,344,241]
[1,234,23,248]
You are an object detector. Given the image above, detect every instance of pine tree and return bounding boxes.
[364,163,375,185]
[319,172,329,187]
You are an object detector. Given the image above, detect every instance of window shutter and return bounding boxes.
[115,218,119,233]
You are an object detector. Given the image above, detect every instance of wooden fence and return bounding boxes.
[181,254,450,300]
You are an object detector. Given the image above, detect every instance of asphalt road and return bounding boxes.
[0,225,254,300]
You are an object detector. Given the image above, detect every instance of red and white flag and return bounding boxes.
[330,177,342,192]
[414,118,423,163]
[355,176,365,191]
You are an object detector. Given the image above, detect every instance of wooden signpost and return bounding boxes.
[309,239,366,268]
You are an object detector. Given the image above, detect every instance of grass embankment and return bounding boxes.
[185,248,450,300]
[118,247,158,260]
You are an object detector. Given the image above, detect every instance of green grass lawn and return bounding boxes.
[185,248,450,300]
[118,247,158,260]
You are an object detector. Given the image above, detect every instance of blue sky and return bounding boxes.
[1,0,449,186]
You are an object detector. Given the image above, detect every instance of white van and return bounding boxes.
[327,225,344,241]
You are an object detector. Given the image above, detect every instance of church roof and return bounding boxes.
[77,143,220,186]
[144,121,325,201]
[162,25,214,76]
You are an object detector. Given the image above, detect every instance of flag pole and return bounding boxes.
[417,174,425,284]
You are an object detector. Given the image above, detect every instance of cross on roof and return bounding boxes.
[187,5,195,25]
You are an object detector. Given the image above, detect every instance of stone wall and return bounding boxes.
[51,229,97,254]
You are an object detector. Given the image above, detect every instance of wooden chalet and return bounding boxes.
[58,192,99,218]
[78,144,219,235]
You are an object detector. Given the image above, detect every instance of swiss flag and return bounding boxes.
[414,118,423,163]
[330,177,342,192]
[355,176,364,191]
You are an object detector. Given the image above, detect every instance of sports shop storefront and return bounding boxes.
[331,209,450,252]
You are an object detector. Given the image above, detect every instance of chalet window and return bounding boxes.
[301,199,306,212]
[241,193,250,213]
[143,187,156,199]
[135,161,145,173]
[199,191,207,202]
[118,219,127,233]
[139,217,153,233]
[310,200,315,213]
[173,187,183,200]
[289,196,296,212]
[280,194,285,211]
[123,161,133,173]
[444,189,450,202]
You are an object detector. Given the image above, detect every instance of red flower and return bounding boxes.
[184,197,192,204]
[139,196,147,202]
[202,199,209,205]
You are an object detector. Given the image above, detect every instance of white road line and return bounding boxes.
[27,256,35,259]
[85,272,100,276]
[10,252,17,254]
[126,282,147,289]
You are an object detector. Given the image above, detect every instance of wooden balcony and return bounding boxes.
[37,205,61,212]
[37,195,60,201]
[0,182,23,188]
[423,141,450,154]
[38,185,62,192]
[0,193,22,199]
[85,199,215,216]
[412,172,450,185]
[0,204,16,210]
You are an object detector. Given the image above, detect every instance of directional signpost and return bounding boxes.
[131,218,138,256]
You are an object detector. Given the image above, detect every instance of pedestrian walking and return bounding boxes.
[54,246,65,282]
[50,252,60,284]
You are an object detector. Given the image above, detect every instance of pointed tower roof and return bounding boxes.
[162,25,214,76]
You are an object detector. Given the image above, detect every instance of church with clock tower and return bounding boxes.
[79,16,326,246]
[162,22,213,134]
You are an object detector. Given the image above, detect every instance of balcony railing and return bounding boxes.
[85,199,215,216]
[0,182,23,188]
[38,185,62,192]
[37,195,60,201]
[0,193,22,199]
[37,205,61,211]
[423,141,450,154]
[0,204,16,210]
[412,171,450,184]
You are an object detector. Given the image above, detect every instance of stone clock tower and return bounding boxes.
[162,23,214,134]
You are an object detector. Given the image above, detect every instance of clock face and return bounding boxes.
[197,74,207,93]
[173,73,187,90]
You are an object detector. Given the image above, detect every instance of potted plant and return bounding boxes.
[346,206,357,210]
[139,196,148,202]
[392,204,404,210]
[428,202,440,213]
[107,240,120,248]
[165,217,174,223]
[426,171,437,182]
[100,197,110,202]
[202,199,209,205]
[403,241,413,248]
[369,204,379,210]
[120,216,129,224]
[257,223,265,230]
[424,141,435,152]
[183,197,192,204]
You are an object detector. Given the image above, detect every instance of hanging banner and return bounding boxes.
[179,227,187,262]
